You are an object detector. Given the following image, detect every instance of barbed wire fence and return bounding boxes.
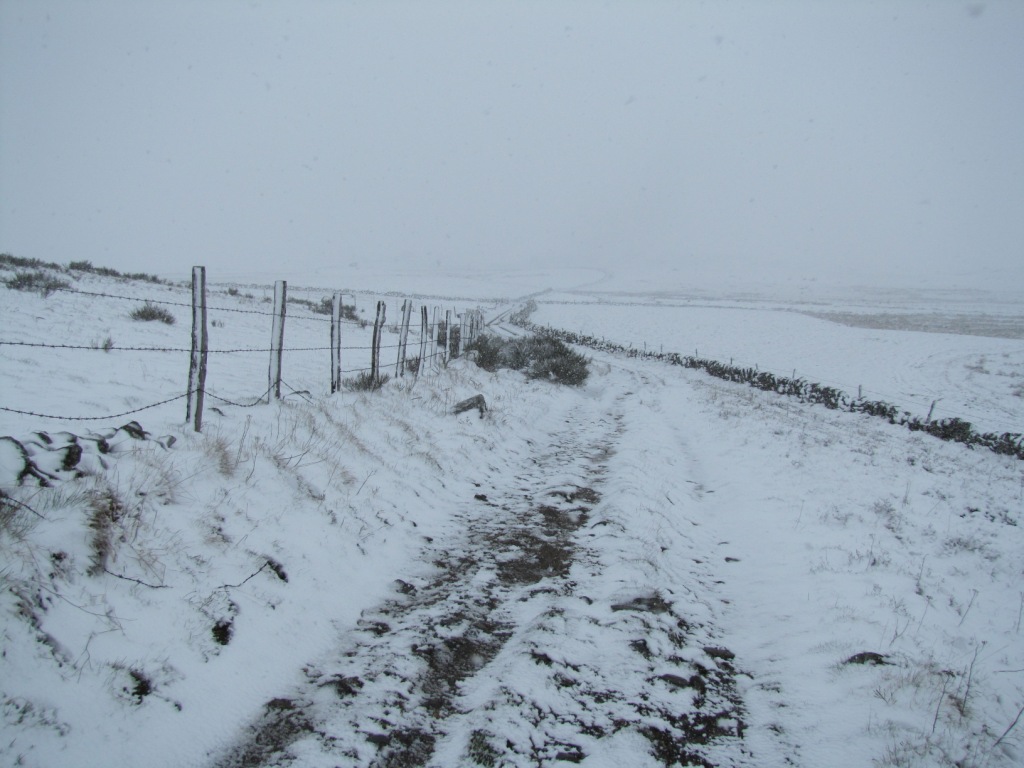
[0,266,485,433]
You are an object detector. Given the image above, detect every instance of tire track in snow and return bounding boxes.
[212,370,751,767]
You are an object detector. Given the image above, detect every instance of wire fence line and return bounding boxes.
[0,393,192,421]
[1,340,453,423]
[3,271,483,431]
[0,340,406,354]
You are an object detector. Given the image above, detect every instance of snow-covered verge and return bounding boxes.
[631,357,1023,767]
[0,361,506,766]
[2,266,1023,767]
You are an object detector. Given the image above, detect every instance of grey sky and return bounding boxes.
[2,0,1022,289]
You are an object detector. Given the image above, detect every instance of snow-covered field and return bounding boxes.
[531,287,1024,437]
[2,263,1022,767]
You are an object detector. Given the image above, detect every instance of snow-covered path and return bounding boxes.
[210,360,761,768]
[186,340,1024,768]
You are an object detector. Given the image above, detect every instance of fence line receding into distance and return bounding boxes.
[1,266,485,432]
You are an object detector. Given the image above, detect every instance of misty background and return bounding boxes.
[1,0,1022,293]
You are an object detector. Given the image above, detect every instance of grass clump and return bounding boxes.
[86,488,126,577]
[1,253,61,271]
[68,260,165,284]
[288,295,358,320]
[467,333,590,386]
[343,371,390,392]
[0,490,37,542]
[4,270,71,297]
[90,336,115,352]
[130,302,176,324]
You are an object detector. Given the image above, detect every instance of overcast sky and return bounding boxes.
[2,0,1022,290]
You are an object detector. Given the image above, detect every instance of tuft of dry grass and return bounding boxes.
[86,487,126,577]
[129,302,175,324]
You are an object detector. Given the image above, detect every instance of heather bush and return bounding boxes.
[130,302,175,324]
[343,371,390,392]
[466,333,589,386]
[287,295,357,320]
[4,270,71,297]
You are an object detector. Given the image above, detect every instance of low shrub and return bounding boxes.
[466,333,590,386]
[4,270,71,297]
[0,253,62,271]
[343,371,390,392]
[68,260,165,284]
[526,337,590,386]
[130,302,175,324]
[467,334,505,371]
[90,336,115,352]
[287,295,358,320]
[317,297,358,320]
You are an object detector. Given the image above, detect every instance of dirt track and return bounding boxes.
[212,370,750,767]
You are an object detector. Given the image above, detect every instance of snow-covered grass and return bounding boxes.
[2,264,1022,767]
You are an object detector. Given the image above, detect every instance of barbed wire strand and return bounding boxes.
[203,386,275,408]
[0,393,190,421]
[1,384,290,422]
[0,340,408,354]
[281,380,315,404]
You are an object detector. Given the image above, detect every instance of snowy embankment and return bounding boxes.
[2,268,1023,767]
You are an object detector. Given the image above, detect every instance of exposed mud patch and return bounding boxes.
[612,593,673,614]
[494,533,573,585]
[415,628,510,717]
[370,727,436,768]
[214,698,315,768]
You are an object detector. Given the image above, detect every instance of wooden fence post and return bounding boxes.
[186,266,208,432]
[469,309,482,345]
[418,306,428,379]
[450,312,462,359]
[431,306,440,371]
[268,280,287,401]
[396,299,412,377]
[444,309,452,366]
[371,300,386,384]
[330,291,343,393]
